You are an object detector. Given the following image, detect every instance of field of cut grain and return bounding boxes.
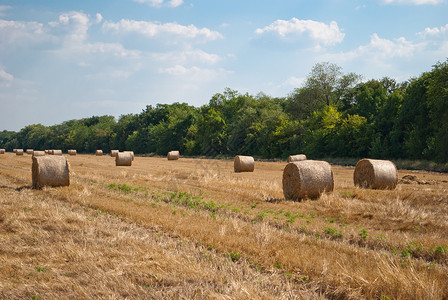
[0,153,447,299]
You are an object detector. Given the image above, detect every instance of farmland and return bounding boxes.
[1,153,448,299]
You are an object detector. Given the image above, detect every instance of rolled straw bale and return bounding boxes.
[110,150,119,157]
[282,160,334,201]
[26,149,34,155]
[354,159,398,190]
[167,150,180,160]
[48,150,54,155]
[116,152,132,166]
[45,150,49,154]
[33,151,45,157]
[32,156,70,189]
[96,150,103,156]
[53,150,63,156]
[124,151,135,161]
[0,149,5,154]
[234,155,255,172]
[287,154,307,163]
[13,149,17,153]
[68,149,77,156]
[16,149,24,156]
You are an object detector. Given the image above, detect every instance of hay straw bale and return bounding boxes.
[124,151,135,161]
[33,151,45,157]
[110,150,119,157]
[234,155,255,172]
[16,149,24,156]
[68,149,77,156]
[48,150,54,155]
[354,159,398,190]
[287,154,307,163]
[96,150,103,156]
[26,149,34,155]
[0,149,5,154]
[167,151,180,160]
[116,152,132,166]
[32,156,70,189]
[282,160,334,201]
[13,149,17,153]
[53,150,63,156]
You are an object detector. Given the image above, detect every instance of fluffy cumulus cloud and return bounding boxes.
[133,0,184,7]
[0,19,47,46]
[103,19,223,42]
[168,0,184,7]
[255,18,345,46]
[382,0,443,4]
[48,11,90,44]
[360,33,418,58]
[322,33,419,63]
[419,24,448,37]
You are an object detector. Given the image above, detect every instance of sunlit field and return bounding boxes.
[1,153,447,299]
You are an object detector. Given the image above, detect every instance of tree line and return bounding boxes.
[1,60,447,162]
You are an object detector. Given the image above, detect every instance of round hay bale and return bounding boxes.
[13,149,17,153]
[287,154,307,163]
[124,151,135,161]
[354,159,398,190]
[167,151,179,160]
[234,155,255,172]
[68,149,77,156]
[16,149,24,156]
[48,150,54,155]
[110,150,119,157]
[53,150,63,156]
[0,149,5,154]
[33,151,45,157]
[26,149,34,155]
[116,152,132,166]
[45,150,49,154]
[96,150,103,156]
[282,160,334,201]
[32,156,70,189]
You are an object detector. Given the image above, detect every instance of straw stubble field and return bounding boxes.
[0,153,447,299]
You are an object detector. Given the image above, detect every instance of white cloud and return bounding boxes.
[0,19,47,46]
[362,33,418,58]
[158,65,233,82]
[255,18,345,46]
[281,76,306,88]
[151,49,220,65]
[324,33,419,64]
[169,0,184,7]
[48,11,90,44]
[0,67,14,87]
[133,0,183,7]
[80,42,141,58]
[95,13,103,24]
[103,19,223,42]
[159,64,193,75]
[382,0,443,4]
[418,24,448,37]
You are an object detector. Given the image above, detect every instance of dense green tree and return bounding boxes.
[427,60,448,162]
[1,60,447,162]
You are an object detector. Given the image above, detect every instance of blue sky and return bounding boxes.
[0,0,447,131]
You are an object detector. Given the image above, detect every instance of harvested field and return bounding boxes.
[0,153,447,299]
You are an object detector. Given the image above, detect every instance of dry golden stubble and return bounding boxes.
[1,155,448,299]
